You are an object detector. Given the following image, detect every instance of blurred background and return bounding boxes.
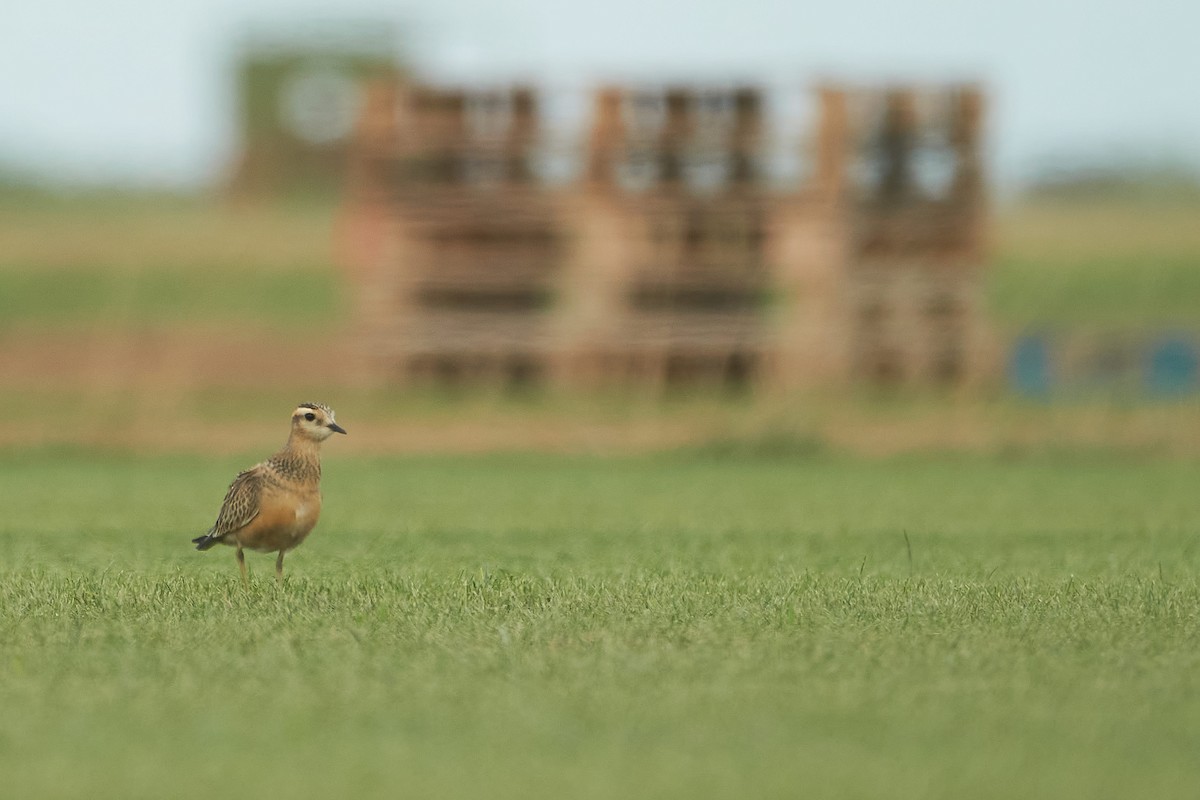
[2,0,1198,457]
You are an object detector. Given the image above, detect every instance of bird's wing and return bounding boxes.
[207,466,264,537]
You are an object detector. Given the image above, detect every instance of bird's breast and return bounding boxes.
[237,488,322,552]
[293,498,320,529]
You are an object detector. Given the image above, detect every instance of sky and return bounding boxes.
[0,0,1195,188]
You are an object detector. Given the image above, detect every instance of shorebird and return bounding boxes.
[192,402,346,586]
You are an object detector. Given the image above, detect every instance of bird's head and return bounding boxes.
[291,402,347,442]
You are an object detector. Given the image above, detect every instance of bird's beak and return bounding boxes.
[328,422,347,435]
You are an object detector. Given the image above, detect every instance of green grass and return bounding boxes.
[0,192,341,330]
[0,267,340,330]
[2,450,1200,798]
[989,254,1200,330]
[4,194,1200,333]
[990,198,1200,330]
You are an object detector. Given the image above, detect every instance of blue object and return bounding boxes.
[1009,334,1053,398]
[1145,338,1199,396]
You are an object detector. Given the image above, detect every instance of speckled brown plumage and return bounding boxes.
[192,403,346,586]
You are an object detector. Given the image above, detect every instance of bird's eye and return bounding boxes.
[304,413,316,421]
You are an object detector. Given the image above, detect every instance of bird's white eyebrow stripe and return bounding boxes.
[296,402,332,415]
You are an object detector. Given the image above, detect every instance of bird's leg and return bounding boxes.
[236,544,249,588]
[275,550,285,587]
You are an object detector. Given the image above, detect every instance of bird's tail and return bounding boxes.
[192,533,219,551]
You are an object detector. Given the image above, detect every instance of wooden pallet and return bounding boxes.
[340,80,991,390]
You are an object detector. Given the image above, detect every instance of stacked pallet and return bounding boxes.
[841,87,989,386]
[563,87,789,387]
[339,80,990,391]
[345,82,567,385]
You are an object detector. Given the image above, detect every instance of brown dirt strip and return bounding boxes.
[4,327,1200,458]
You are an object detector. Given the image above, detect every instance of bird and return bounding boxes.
[192,402,346,586]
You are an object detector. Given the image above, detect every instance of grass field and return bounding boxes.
[992,198,1200,329]
[0,194,340,332]
[3,449,1200,798]
[3,194,1200,332]
[4,193,1200,457]
[2,191,1199,796]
